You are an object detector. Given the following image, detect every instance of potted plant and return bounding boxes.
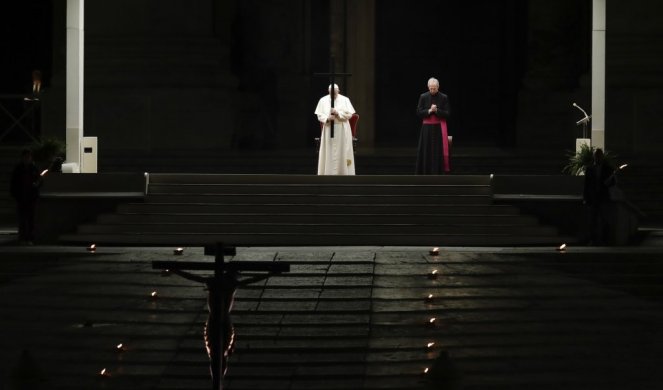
[31,136,66,172]
[563,143,616,176]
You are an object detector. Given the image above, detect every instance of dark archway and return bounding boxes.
[375,0,528,148]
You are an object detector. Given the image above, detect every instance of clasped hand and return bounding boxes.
[327,108,338,121]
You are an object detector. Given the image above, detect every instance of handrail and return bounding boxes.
[0,94,41,144]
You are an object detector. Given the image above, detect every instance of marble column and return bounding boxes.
[66,0,84,169]
[592,0,606,149]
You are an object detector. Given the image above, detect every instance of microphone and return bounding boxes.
[572,103,591,129]
[572,102,589,118]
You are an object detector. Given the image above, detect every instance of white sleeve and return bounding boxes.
[314,97,328,123]
[335,96,355,121]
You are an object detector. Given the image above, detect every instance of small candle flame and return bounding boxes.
[558,243,567,251]
[427,342,435,348]
[40,169,48,176]
[429,247,440,255]
[151,291,157,297]
[428,269,439,279]
[429,317,436,324]
[87,244,96,252]
[100,368,108,376]
[619,163,628,170]
[116,343,123,350]
[424,367,429,374]
[173,247,184,255]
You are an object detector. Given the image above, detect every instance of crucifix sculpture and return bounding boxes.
[153,244,290,390]
[314,56,351,138]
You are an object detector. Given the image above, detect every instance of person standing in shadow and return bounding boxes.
[583,148,615,245]
[9,149,42,245]
[416,77,451,174]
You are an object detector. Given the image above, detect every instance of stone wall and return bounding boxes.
[33,0,663,163]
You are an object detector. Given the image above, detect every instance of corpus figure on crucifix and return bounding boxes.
[314,83,356,175]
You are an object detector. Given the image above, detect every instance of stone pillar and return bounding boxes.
[592,0,606,149]
[347,0,375,148]
[66,0,84,169]
[329,0,346,72]
[330,0,375,149]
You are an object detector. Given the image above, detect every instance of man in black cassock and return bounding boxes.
[583,148,615,245]
[416,77,451,174]
[9,149,41,245]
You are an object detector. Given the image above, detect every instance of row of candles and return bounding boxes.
[94,246,184,378]
[95,244,565,378]
[87,244,185,255]
[421,243,567,375]
[98,343,127,377]
[423,247,440,375]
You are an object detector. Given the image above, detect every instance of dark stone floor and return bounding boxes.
[1,242,663,389]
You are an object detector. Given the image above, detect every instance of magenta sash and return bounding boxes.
[422,116,450,172]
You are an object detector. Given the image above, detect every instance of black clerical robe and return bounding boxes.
[416,92,451,174]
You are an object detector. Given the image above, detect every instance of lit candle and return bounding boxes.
[427,342,435,349]
[99,368,110,377]
[557,243,567,252]
[116,343,125,352]
[428,317,436,327]
[87,244,96,253]
[173,247,184,255]
[428,269,439,280]
[423,367,429,374]
[425,294,434,303]
[429,247,440,256]
[150,291,158,299]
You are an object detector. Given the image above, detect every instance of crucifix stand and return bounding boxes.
[152,243,290,390]
[314,56,351,138]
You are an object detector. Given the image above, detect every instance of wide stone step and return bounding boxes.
[116,203,523,215]
[147,183,492,196]
[147,173,492,186]
[75,222,558,236]
[96,213,539,225]
[59,232,570,246]
[145,194,493,205]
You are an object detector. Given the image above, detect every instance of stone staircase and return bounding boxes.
[97,146,569,175]
[616,156,663,227]
[59,174,571,247]
[0,147,19,235]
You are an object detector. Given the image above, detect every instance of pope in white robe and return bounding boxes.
[315,84,356,175]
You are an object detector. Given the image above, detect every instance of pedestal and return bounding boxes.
[575,138,591,152]
[81,136,98,173]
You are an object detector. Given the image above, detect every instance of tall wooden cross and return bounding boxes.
[153,243,289,390]
[314,56,351,138]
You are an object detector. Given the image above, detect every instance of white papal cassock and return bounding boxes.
[315,94,356,175]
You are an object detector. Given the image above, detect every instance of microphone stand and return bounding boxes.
[572,103,591,139]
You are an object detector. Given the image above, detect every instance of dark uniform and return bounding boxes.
[416,91,451,174]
